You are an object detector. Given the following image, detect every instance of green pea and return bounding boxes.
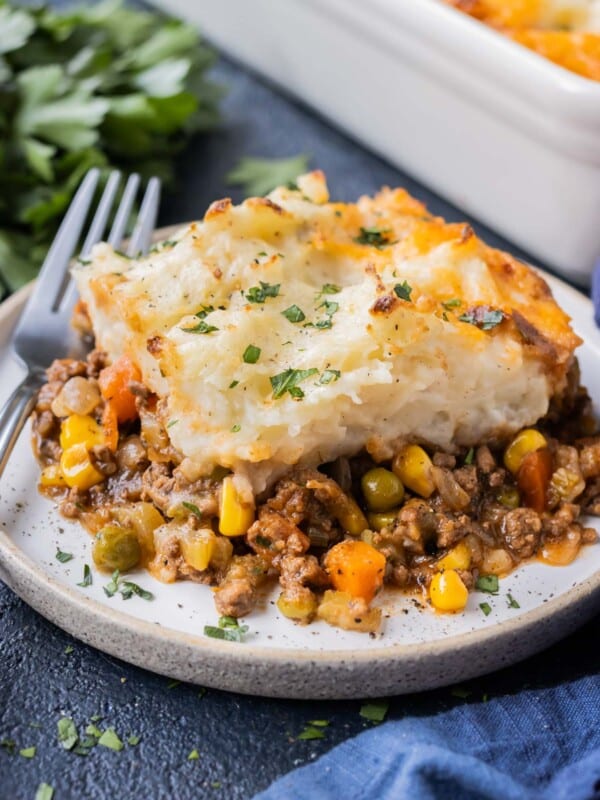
[367,510,400,531]
[361,468,405,512]
[92,525,141,572]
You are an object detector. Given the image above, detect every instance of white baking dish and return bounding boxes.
[154,0,600,285]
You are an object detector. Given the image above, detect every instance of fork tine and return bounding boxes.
[58,170,122,312]
[108,173,140,249]
[127,176,161,256]
[24,169,100,312]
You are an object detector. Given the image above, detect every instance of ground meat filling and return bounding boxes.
[31,352,600,631]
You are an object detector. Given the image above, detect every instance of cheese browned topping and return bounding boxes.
[74,172,580,492]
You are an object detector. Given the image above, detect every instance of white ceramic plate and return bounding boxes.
[0,270,599,699]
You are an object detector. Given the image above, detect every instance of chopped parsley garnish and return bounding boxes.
[119,581,154,601]
[270,368,319,400]
[307,300,339,330]
[257,251,268,257]
[0,738,16,754]
[507,593,520,609]
[442,298,462,310]
[231,424,241,433]
[57,718,78,751]
[195,305,214,319]
[459,307,505,331]
[55,548,73,563]
[19,746,36,758]
[35,784,54,800]
[316,283,341,299]
[308,720,329,727]
[204,616,249,643]
[226,154,309,197]
[354,226,394,249]
[188,748,200,760]
[244,281,280,304]
[85,723,102,738]
[359,700,389,723]
[182,501,203,519]
[181,320,219,335]
[127,735,141,746]
[479,602,492,616]
[103,570,120,598]
[64,645,74,655]
[476,575,499,594]
[167,680,181,689]
[243,344,261,364]
[281,304,306,323]
[254,535,272,549]
[228,380,239,389]
[286,180,299,190]
[297,725,326,741]
[464,447,475,465]
[77,564,92,587]
[318,369,341,385]
[97,728,123,752]
[167,419,179,428]
[393,281,413,302]
[103,569,153,601]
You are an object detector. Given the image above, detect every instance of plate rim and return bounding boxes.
[1,235,599,697]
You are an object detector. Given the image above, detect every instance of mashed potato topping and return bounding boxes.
[74,172,580,492]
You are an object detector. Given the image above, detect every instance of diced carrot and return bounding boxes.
[517,448,553,513]
[323,539,386,604]
[102,401,119,451]
[98,354,141,423]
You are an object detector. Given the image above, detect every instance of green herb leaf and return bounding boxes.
[97,728,123,752]
[103,569,120,598]
[354,227,394,249]
[270,368,319,400]
[243,344,261,364]
[359,700,389,723]
[188,748,200,760]
[0,738,16,754]
[195,305,215,319]
[464,447,475,465]
[228,380,239,389]
[85,723,102,739]
[119,581,154,601]
[459,307,505,331]
[507,593,520,609]
[204,619,249,643]
[226,154,309,197]
[479,602,492,616]
[316,283,341,298]
[64,645,74,655]
[77,564,92,587]
[180,320,219,335]
[167,419,179,428]
[182,501,203,519]
[55,548,74,563]
[127,734,141,746]
[167,680,181,689]
[476,575,499,594]
[442,298,462,310]
[393,281,413,302]
[231,424,241,433]
[244,281,280,304]
[19,746,36,758]
[35,784,54,800]
[308,720,329,727]
[318,369,341,385]
[57,717,78,751]
[297,726,325,740]
[282,305,306,323]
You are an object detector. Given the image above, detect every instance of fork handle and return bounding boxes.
[0,369,47,481]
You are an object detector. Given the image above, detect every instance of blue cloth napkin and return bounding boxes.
[256,673,600,800]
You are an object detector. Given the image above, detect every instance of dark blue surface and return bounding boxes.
[1,53,598,800]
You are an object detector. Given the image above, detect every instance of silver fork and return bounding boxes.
[0,168,161,480]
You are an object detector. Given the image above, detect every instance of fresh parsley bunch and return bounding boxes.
[0,0,222,293]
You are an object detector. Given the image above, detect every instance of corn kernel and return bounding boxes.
[219,476,255,537]
[437,540,471,571]
[503,429,547,474]
[180,529,216,571]
[60,443,105,490]
[392,444,435,498]
[60,414,104,452]
[39,464,66,488]
[429,569,469,612]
